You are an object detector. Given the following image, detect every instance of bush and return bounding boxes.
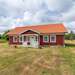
[1,34,8,40]
[0,34,1,39]
[65,33,75,40]
[0,30,9,41]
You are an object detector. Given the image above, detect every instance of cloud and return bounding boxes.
[0,0,24,17]
[24,11,33,21]
[0,17,16,32]
[32,10,62,23]
[0,0,74,17]
[0,0,75,33]
[45,0,73,12]
[62,3,75,22]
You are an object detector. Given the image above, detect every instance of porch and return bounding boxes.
[13,34,39,48]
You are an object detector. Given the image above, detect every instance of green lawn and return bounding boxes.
[0,42,75,75]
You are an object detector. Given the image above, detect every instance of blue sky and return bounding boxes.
[0,0,75,33]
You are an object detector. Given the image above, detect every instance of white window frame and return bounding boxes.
[43,35,49,42]
[19,35,27,42]
[13,36,17,42]
[19,35,23,42]
[50,34,56,43]
[23,36,26,42]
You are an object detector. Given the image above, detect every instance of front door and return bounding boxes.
[29,36,38,48]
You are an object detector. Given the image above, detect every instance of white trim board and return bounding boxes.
[43,35,49,42]
[50,34,56,43]
[13,36,18,42]
[19,29,40,35]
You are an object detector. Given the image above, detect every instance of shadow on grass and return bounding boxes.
[65,43,75,47]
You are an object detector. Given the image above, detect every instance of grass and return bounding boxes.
[0,40,75,75]
[65,40,75,47]
[0,39,7,43]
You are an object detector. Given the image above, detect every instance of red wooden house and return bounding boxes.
[7,24,67,48]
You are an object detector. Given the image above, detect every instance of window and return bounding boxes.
[19,36,23,42]
[24,36,26,41]
[27,36,30,41]
[43,35,49,42]
[50,35,56,43]
[13,36,17,42]
[19,35,26,42]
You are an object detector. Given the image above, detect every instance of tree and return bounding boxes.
[1,30,10,40]
[65,30,75,40]
[0,34,1,39]
[70,30,74,40]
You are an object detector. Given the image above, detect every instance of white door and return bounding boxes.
[30,36,38,48]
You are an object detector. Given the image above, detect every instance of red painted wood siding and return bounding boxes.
[40,35,64,46]
[9,35,64,46]
[8,36,21,45]
[8,30,38,45]
[56,35,64,45]
[40,35,50,45]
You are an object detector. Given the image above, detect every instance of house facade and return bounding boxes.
[7,24,67,48]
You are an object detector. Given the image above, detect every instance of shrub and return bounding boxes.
[65,33,75,40]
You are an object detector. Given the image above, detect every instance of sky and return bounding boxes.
[0,0,75,33]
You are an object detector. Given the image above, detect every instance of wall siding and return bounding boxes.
[8,34,64,46]
[40,35,50,45]
[8,36,21,45]
[56,35,64,45]
[8,30,38,45]
[40,35,64,46]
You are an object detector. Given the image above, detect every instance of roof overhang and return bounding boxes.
[19,29,40,35]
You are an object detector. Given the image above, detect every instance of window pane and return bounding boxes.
[13,36,17,42]
[45,36,48,41]
[43,35,49,42]
[51,36,55,41]
[24,36,26,41]
[19,36,22,42]
[50,35,56,43]
[28,36,30,41]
